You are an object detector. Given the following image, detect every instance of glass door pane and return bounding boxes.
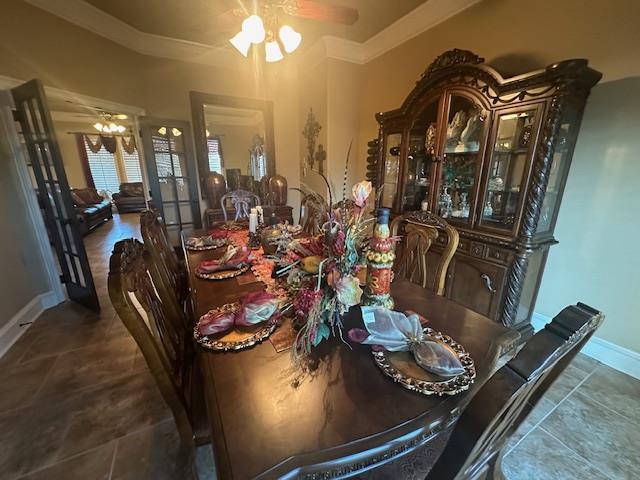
[481,109,538,230]
[437,95,486,223]
[380,132,402,209]
[140,118,202,243]
[402,100,438,212]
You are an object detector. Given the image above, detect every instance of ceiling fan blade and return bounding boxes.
[290,0,359,25]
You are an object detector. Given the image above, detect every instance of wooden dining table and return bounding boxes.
[187,243,520,479]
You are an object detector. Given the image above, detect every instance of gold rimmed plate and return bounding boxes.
[195,264,250,280]
[194,303,280,351]
[371,327,476,396]
[185,237,227,251]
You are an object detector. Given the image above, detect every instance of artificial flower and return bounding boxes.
[335,274,363,308]
[352,180,373,208]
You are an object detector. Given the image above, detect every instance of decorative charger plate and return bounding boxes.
[195,264,250,280]
[372,327,476,396]
[185,237,227,251]
[194,303,279,351]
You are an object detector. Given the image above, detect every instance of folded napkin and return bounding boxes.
[348,306,465,377]
[187,234,226,248]
[208,229,230,239]
[198,291,280,336]
[198,246,251,273]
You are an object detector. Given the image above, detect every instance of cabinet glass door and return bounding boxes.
[402,100,438,212]
[380,132,402,209]
[437,95,486,223]
[480,108,538,230]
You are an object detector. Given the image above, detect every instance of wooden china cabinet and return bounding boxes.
[373,49,601,338]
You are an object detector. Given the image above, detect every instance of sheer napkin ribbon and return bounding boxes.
[348,306,465,377]
[198,291,280,336]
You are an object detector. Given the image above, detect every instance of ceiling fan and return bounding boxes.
[226,1,359,62]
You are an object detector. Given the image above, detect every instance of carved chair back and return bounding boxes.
[300,191,328,235]
[425,302,604,480]
[140,210,186,317]
[390,212,459,296]
[108,239,195,447]
[221,189,261,221]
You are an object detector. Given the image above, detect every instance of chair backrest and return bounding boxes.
[390,212,459,295]
[426,302,604,480]
[221,189,261,221]
[139,210,186,320]
[108,238,195,447]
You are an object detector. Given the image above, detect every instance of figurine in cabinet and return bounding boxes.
[374,49,601,338]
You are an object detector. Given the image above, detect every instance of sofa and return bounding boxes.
[113,182,148,213]
[70,188,113,235]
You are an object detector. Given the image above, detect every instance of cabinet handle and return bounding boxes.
[480,273,496,294]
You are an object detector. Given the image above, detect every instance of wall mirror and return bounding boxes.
[190,92,275,199]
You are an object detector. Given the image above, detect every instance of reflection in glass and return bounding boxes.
[438,96,485,222]
[402,101,438,211]
[482,109,537,229]
[381,133,401,209]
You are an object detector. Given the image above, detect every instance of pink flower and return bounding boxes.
[352,181,373,208]
[335,274,363,308]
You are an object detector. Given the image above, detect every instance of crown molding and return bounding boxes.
[25,0,481,69]
[0,74,146,115]
[23,0,247,70]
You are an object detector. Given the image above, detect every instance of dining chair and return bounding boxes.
[108,239,210,452]
[221,189,261,221]
[365,302,603,479]
[390,212,459,296]
[139,210,187,317]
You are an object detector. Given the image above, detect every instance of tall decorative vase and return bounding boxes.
[363,208,395,308]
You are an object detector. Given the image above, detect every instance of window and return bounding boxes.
[252,153,267,179]
[207,137,224,173]
[122,148,142,182]
[86,146,120,194]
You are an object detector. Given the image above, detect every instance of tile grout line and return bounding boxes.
[574,388,640,427]
[504,369,597,456]
[540,426,615,480]
[108,439,119,480]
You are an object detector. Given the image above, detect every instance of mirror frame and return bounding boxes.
[189,91,276,199]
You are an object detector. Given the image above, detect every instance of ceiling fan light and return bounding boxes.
[279,25,302,53]
[242,15,266,44]
[229,30,252,56]
[94,122,104,132]
[265,40,284,63]
[171,128,182,137]
[116,125,126,133]
[158,126,167,135]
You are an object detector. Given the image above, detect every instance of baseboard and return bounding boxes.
[0,291,62,358]
[532,312,640,380]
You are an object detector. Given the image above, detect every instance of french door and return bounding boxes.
[139,117,201,243]
[11,79,99,311]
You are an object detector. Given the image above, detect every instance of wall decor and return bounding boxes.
[302,108,323,173]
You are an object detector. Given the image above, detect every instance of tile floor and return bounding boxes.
[1,213,639,479]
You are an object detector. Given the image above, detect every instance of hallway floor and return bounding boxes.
[0,213,638,479]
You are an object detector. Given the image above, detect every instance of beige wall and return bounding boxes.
[207,123,263,174]
[0,106,49,327]
[353,0,640,352]
[53,122,88,189]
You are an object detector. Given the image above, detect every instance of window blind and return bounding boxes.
[86,146,120,194]
[152,136,183,177]
[207,138,224,173]
[122,148,142,182]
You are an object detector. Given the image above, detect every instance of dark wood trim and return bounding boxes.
[189,91,276,199]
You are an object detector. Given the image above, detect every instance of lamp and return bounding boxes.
[278,25,301,53]
[228,12,302,62]
[242,15,266,44]
[265,40,284,63]
[229,30,252,57]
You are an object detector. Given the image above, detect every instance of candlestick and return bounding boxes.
[249,213,258,233]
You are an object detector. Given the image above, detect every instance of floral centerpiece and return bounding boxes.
[274,179,375,359]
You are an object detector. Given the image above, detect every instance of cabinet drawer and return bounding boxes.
[485,246,511,265]
[470,242,485,258]
[446,257,506,320]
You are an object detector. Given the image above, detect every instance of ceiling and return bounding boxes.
[83,0,428,48]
